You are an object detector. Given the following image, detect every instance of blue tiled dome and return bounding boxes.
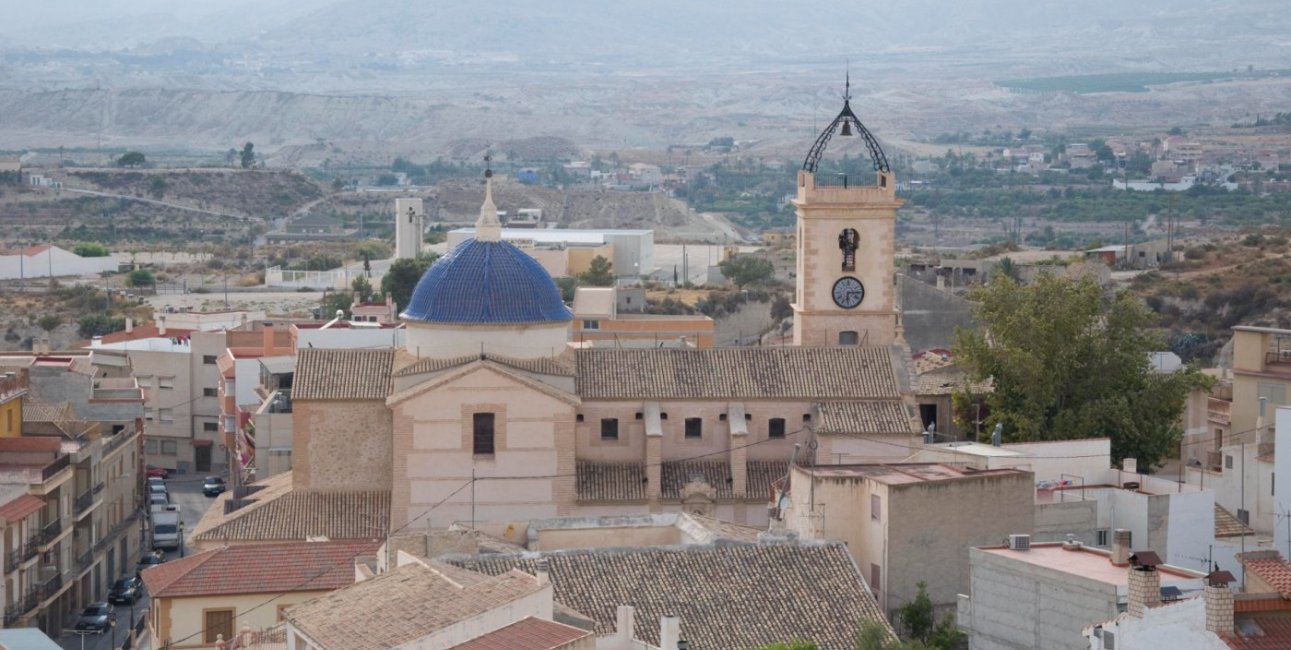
[401,239,573,324]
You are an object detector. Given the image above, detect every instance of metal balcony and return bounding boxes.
[74,490,96,517]
[38,518,62,545]
[76,549,93,573]
[40,573,62,600]
[92,481,105,495]
[39,455,70,482]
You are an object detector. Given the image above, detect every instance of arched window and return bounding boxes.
[838,228,859,271]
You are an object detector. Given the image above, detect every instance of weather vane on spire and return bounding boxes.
[844,61,851,103]
[484,151,493,178]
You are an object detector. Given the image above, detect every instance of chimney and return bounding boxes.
[262,321,275,352]
[87,336,101,351]
[1205,572,1235,636]
[158,316,166,336]
[1127,552,1162,618]
[615,605,635,645]
[1111,529,1131,566]
[125,317,133,333]
[535,558,550,587]
[659,615,680,650]
[1123,458,1138,474]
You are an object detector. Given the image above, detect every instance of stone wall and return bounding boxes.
[292,399,392,491]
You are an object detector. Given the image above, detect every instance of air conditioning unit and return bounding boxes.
[1008,534,1031,551]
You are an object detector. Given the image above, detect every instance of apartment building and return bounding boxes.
[0,369,144,638]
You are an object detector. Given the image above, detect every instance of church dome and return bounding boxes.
[401,238,572,324]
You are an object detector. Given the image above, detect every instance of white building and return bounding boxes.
[447,227,654,278]
[0,245,117,280]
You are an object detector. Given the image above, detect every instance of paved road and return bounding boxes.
[56,475,220,650]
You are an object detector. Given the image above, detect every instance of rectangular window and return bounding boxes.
[202,355,217,365]
[769,418,786,439]
[161,440,177,455]
[158,376,175,390]
[871,494,881,521]
[1226,455,1233,469]
[575,414,584,423]
[137,376,153,389]
[159,408,174,423]
[803,413,812,423]
[203,422,218,432]
[202,387,218,397]
[600,418,619,440]
[870,563,881,598]
[684,417,702,439]
[204,609,235,644]
[583,320,600,330]
[473,413,495,455]
[1097,529,1109,546]
[145,439,158,455]
[838,331,859,346]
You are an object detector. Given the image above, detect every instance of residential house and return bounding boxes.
[141,540,379,648]
[282,555,588,650]
[958,534,1207,650]
[570,287,714,348]
[776,463,1034,617]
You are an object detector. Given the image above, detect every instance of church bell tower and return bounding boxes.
[792,77,903,347]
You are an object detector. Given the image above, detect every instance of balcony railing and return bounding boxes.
[39,518,62,545]
[76,549,93,573]
[1267,350,1291,367]
[40,573,62,600]
[2,587,38,626]
[39,455,70,482]
[92,481,105,495]
[95,512,140,553]
[74,490,95,516]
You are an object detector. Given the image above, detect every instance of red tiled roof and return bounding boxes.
[0,495,44,522]
[1225,612,1291,649]
[0,437,63,452]
[141,540,378,598]
[451,617,591,650]
[1239,551,1291,598]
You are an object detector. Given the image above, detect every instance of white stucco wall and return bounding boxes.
[1275,407,1291,558]
[404,321,570,360]
[1164,489,1215,573]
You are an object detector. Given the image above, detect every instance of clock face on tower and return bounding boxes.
[832,277,865,309]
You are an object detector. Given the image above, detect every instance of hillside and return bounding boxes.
[1131,233,1291,363]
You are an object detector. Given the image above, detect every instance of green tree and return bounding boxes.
[770,294,793,321]
[321,290,353,318]
[126,269,155,289]
[240,142,255,169]
[554,277,578,303]
[380,254,439,312]
[719,255,775,288]
[78,314,124,338]
[72,242,109,257]
[895,583,964,650]
[953,273,1212,470]
[577,255,616,287]
[117,152,146,168]
[37,314,61,332]
[351,276,374,303]
[148,176,168,199]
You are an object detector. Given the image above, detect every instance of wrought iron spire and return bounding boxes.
[801,69,890,174]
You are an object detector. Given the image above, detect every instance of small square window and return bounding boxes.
[145,439,158,454]
[473,413,495,455]
[202,355,218,365]
[634,412,643,420]
[744,413,752,421]
[583,320,600,330]
[660,412,668,420]
[202,387,218,397]
[839,331,859,346]
[600,418,619,440]
[769,418,786,439]
[719,413,727,422]
[871,494,881,521]
[160,440,177,455]
[203,422,219,432]
[137,376,153,389]
[802,414,812,423]
[576,414,584,423]
[158,376,175,390]
[159,408,174,422]
[684,417,702,439]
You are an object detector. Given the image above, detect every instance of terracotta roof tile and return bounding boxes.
[575,461,787,503]
[396,353,575,378]
[747,461,788,500]
[284,562,544,650]
[1216,505,1255,538]
[575,462,645,501]
[661,461,732,499]
[451,541,894,650]
[815,400,914,434]
[141,540,377,598]
[0,495,44,522]
[451,617,591,650]
[293,348,395,400]
[0,437,63,452]
[575,347,901,400]
[1226,611,1291,649]
[20,401,74,423]
[192,488,390,543]
[1240,551,1291,598]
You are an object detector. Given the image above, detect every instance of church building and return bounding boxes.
[284,91,919,532]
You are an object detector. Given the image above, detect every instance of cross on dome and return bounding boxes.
[475,153,502,242]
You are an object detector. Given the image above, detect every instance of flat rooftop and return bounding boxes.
[451,227,652,244]
[979,543,1205,585]
[925,442,1023,458]
[808,463,1028,485]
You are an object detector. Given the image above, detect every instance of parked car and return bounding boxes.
[147,476,165,487]
[108,577,142,605]
[149,493,169,507]
[148,483,168,496]
[145,466,169,479]
[202,476,226,497]
[74,602,116,633]
[137,550,165,576]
